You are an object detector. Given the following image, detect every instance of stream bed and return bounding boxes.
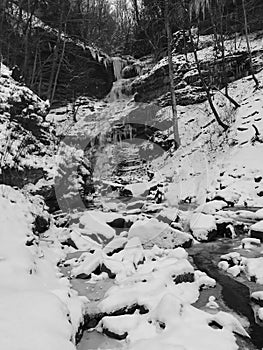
[63,234,263,350]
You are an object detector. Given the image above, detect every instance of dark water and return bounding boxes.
[190,241,263,350]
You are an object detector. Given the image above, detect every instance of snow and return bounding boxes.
[124,181,150,197]
[250,220,263,232]
[0,185,84,350]
[97,314,141,336]
[124,305,244,350]
[195,200,227,214]
[258,308,263,321]
[128,218,167,244]
[245,257,263,284]
[221,252,241,264]
[190,213,217,241]
[76,211,116,240]
[98,254,196,314]
[103,236,128,255]
[255,208,263,220]
[227,265,241,277]
[206,296,219,309]
[128,217,191,248]
[241,237,261,249]
[69,229,102,250]
[213,189,241,204]
[218,261,230,271]
[71,250,103,278]
[3,28,263,350]
[251,291,263,302]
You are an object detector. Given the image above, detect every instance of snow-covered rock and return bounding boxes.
[255,208,263,220]
[128,217,192,249]
[189,213,217,241]
[213,189,241,206]
[220,252,241,266]
[258,308,263,321]
[251,291,263,306]
[244,257,263,283]
[71,250,103,278]
[103,236,128,255]
[250,220,263,242]
[128,218,166,244]
[241,237,261,249]
[78,211,116,240]
[218,261,230,271]
[227,265,241,277]
[195,200,227,215]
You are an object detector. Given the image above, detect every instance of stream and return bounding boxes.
[64,227,263,350]
[57,75,263,349]
[189,238,263,349]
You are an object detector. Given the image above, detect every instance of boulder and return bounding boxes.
[129,217,192,249]
[189,213,217,241]
[33,214,50,235]
[250,221,263,242]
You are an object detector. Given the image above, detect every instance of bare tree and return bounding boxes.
[187,24,229,131]
[241,0,259,88]
[164,0,180,148]
[132,0,140,25]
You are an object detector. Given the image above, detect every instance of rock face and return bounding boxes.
[122,64,140,79]
[131,51,250,107]
[0,64,55,189]
[2,10,114,104]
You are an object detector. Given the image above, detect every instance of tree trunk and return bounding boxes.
[132,0,140,25]
[242,0,259,88]
[164,0,180,148]
[218,2,240,109]
[51,39,66,104]
[188,26,229,131]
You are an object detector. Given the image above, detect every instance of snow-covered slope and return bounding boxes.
[0,185,85,350]
[156,66,263,207]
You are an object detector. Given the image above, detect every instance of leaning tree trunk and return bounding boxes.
[188,26,229,131]
[164,0,180,148]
